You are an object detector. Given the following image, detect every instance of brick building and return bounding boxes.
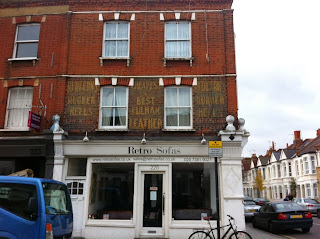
[0,1,249,238]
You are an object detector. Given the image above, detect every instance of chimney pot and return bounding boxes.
[294,130,301,140]
[317,129,320,137]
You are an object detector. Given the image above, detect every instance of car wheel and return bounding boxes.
[302,227,310,233]
[252,217,257,228]
[317,210,320,219]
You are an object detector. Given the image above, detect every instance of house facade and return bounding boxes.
[243,130,320,202]
[0,1,250,238]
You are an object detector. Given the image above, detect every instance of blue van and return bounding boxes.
[0,176,73,239]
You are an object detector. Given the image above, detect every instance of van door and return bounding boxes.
[0,182,41,239]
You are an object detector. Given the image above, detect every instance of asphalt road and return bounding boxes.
[245,216,320,239]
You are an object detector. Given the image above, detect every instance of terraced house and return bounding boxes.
[0,0,249,238]
[243,130,320,201]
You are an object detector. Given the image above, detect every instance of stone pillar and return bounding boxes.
[51,114,67,182]
[219,116,249,231]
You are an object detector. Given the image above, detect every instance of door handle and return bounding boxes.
[162,193,165,215]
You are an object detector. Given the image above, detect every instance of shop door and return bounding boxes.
[137,165,169,238]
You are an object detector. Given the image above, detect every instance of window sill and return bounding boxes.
[8,57,38,66]
[162,128,195,132]
[162,57,194,67]
[0,128,31,132]
[99,57,130,66]
[96,129,128,132]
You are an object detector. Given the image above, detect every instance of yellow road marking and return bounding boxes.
[279,235,296,239]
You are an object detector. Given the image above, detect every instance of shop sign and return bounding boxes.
[28,111,41,130]
[208,141,223,158]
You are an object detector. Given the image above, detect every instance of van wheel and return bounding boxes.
[302,227,310,233]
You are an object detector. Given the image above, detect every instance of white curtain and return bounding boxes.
[114,88,127,126]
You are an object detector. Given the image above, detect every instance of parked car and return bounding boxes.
[253,197,270,205]
[244,200,260,221]
[252,202,313,233]
[244,196,253,201]
[294,198,320,216]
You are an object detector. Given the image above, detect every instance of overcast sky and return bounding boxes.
[232,0,320,157]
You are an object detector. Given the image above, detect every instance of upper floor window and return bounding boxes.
[165,22,191,58]
[5,87,33,130]
[13,24,40,59]
[288,162,292,176]
[99,87,128,129]
[295,161,299,176]
[103,22,129,58]
[311,156,316,174]
[303,157,309,175]
[165,87,192,129]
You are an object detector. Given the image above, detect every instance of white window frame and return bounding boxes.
[304,157,309,175]
[165,21,192,58]
[99,86,128,129]
[12,24,40,60]
[295,161,299,176]
[164,86,192,130]
[311,156,316,174]
[102,21,130,58]
[306,183,311,198]
[5,87,33,130]
[288,162,292,177]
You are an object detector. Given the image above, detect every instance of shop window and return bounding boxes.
[67,158,87,176]
[99,87,128,129]
[13,24,40,59]
[165,22,191,58]
[0,183,37,220]
[88,163,134,220]
[165,87,192,129]
[103,22,129,58]
[172,163,215,220]
[5,87,33,130]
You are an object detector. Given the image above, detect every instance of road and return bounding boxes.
[245,216,320,239]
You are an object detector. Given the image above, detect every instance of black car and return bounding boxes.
[253,197,270,205]
[252,202,313,233]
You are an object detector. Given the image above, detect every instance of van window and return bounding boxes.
[43,183,72,215]
[0,183,37,220]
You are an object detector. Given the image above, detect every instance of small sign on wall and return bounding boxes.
[28,111,41,130]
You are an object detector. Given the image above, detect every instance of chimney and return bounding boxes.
[252,153,256,158]
[293,130,303,149]
[272,141,275,150]
[317,129,320,137]
[286,143,289,148]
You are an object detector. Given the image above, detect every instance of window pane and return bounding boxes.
[89,163,134,220]
[172,163,215,220]
[115,88,126,106]
[179,108,191,126]
[166,88,177,106]
[117,41,128,57]
[118,23,128,38]
[67,158,87,176]
[0,183,37,220]
[102,108,113,126]
[166,23,177,40]
[166,109,178,126]
[178,88,190,106]
[178,23,189,39]
[17,25,40,41]
[106,23,116,39]
[165,41,177,57]
[114,108,127,126]
[105,41,116,57]
[178,41,190,57]
[16,43,38,58]
[102,88,114,106]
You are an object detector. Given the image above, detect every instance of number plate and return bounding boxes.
[290,215,302,219]
[249,209,256,212]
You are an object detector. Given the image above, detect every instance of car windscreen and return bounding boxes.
[244,200,256,205]
[305,199,319,204]
[274,203,304,212]
[43,182,72,215]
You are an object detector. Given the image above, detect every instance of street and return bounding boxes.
[245,216,320,239]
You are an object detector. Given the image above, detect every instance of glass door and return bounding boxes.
[143,174,163,227]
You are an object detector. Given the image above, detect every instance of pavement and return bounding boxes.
[245,223,284,239]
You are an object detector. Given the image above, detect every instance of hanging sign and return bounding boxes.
[28,111,41,130]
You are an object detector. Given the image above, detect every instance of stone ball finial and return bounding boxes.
[225,115,235,131]
[238,118,245,131]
